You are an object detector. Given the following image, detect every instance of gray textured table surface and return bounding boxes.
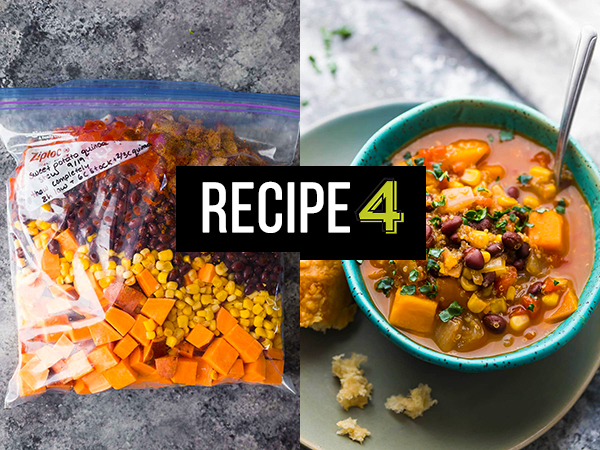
[300,1,599,449]
[0,1,299,449]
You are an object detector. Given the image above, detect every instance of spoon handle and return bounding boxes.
[554,26,597,186]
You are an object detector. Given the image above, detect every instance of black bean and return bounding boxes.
[448,232,461,245]
[513,259,525,270]
[482,272,496,287]
[426,224,435,248]
[47,239,60,255]
[486,242,504,257]
[463,247,485,270]
[502,231,522,250]
[470,217,492,231]
[16,247,25,258]
[231,261,244,272]
[483,314,507,334]
[89,251,99,264]
[507,186,520,199]
[528,281,543,296]
[517,242,530,259]
[441,216,462,235]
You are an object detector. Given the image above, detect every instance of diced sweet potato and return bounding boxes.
[444,139,490,169]
[140,298,176,325]
[113,334,139,360]
[175,341,195,358]
[67,326,92,343]
[151,339,168,360]
[66,350,94,380]
[87,345,120,372]
[53,334,75,359]
[202,338,239,375]
[389,293,437,333]
[55,229,79,255]
[198,263,216,283]
[50,359,72,383]
[241,353,266,383]
[547,288,579,323]
[103,283,146,314]
[129,347,157,376]
[41,248,60,280]
[135,269,160,297]
[185,323,214,349]
[105,307,136,336]
[73,378,91,395]
[216,307,238,335]
[263,359,284,385]
[195,358,214,386]
[266,348,284,361]
[20,357,50,390]
[223,325,263,363]
[35,346,62,370]
[528,210,565,253]
[102,360,138,390]
[155,356,179,379]
[82,370,112,394]
[129,315,151,346]
[227,358,245,380]
[172,358,198,385]
[88,321,122,346]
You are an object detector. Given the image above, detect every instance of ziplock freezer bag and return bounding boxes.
[0,80,298,406]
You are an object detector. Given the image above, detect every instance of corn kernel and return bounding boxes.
[165,289,175,298]
[98,277,111,289]
[205,309,215,321]
[263,320,274,330]
[166,336,178,348]
[158,249,173,261]
[209,320,217,331]
[186,284,200,295]
[240,309,250,319]
[125,276,136,286]
[254,316,264,328]
[506,286,516,302]
[530,166,553,182]
[467,294,487,314]
[216,290,228,302]
[266,330,275,340]
[146,331,156,340]
[212,277,223,288]
[523,196,540,208]
[163,328,174,337]
[481,251,491,264]
[498,196,518,208]
[183,306,193,316]
[542,292,560,308]
[157,272,168,284]
[174,328,185,340]
[143,319,157,331]
[131,263,144,275]
[252,304,264,315]
[541,184,557,199]
[121,258,131,269]
[243,299,253,310]
[461,169,482,186]
[509,314,530,332]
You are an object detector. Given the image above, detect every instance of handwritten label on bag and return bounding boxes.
[19,140,150,211]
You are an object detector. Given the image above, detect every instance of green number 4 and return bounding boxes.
[358,179,404,234]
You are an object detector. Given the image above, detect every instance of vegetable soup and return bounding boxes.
[362,126,594,358]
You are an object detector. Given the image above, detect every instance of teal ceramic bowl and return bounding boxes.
[344,97,600,372]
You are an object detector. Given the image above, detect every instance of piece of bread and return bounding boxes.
[336,417,371,444]
[385,383,438,419]
[300,260,356,331]
[332,353,372,410]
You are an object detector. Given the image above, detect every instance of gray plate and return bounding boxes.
[299,101,600,449]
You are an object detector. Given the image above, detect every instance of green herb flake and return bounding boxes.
[376,277,395,296]
[413,157,425,166]
[527,304,535,312]
[499,129,514,142]
[556,198,567,214]
[487,134,494,143]
[309,55,322,74]
[371,45,378,52]
[429,216,442,228]
[301,100,309,107]
[554,280,559,286]
[419,282,438,299]
[400,284,417,295]
[477,187,489,193]
[428,248,444,259]
[464,208,487,222]
[332,26,353,40]
[403,152,412,160]
[517,174,533,185]
[355,260,363,265]
[535,207,550,214]
[439,301,464,322]
[426,162,449,182]
[408,269,419,282]
[432,195,446,208]
[426,259,440,273]
[328,62,338,76]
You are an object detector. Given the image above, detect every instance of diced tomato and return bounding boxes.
[520,295,541,318]
[531,151,552,168]
[494,266,517,295]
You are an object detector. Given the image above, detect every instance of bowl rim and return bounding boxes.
[346,96,600,372]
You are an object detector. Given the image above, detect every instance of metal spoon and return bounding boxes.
[554,26,597,186]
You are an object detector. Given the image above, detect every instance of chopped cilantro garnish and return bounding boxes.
[328,62,338,76]
[376,277,395,295]
[301,100,309,107]
[554,280,559,286]
[439,301,463,322]
[487,134,494,143]
[527,304,535,312]
[499,129,514,142]
[419,281,438,298]
[477,186,489,193]
[535,207,550,214]
[426,162,449,181]
[432,195,446,208]
[426,259,440,273]
[403,152,412,160]
[408,269,419,282]
[429,216,442,228]
[332,26,353,39]
[309,55,322,74]
[355,260,363,265]
[464,208,487,222]
[400,284,416,295]
[517,174,533,184]
[556,198,567,214]
[428,248,443,259]
[496,219,508,233]
[413,157,425,166]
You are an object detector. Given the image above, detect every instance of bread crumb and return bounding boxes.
[300,260,357,332]
[336,417,371,444]
[332,353,373,410]
[385,383,438,419]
